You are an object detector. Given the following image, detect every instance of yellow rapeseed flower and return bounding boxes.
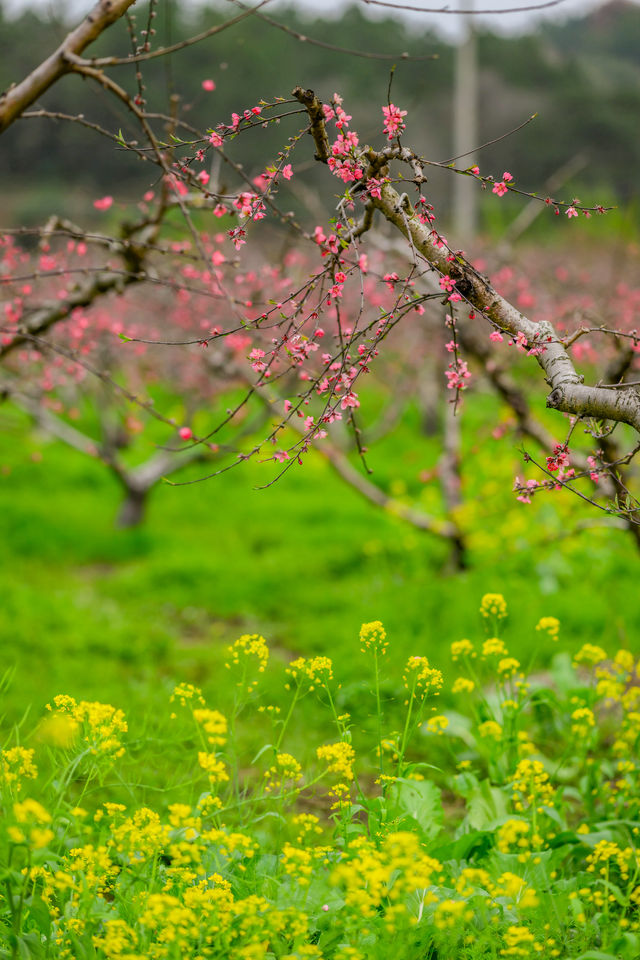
[170,682,205,706]
[226,634,269,672]
[264,753,303,792]
[480,593,507,621]
[482,637,508,658]
[452,676,475,694]
[535,616,560,642]
[402,656,443,697]
[286,656,333,691]
[573,643,607,667]
[317,741,355,781]
[497,819,530,853]
[0,746,37,790]
[571,706,595,737]
[425,715,449,735]
[510,759,555,812]
[498,657,521,678]
[193,708,228,747]
[478,720,503,742]
[451,638,474,660]
[500,924,541,956]
[198,752,230,785]
[359,620,388,655]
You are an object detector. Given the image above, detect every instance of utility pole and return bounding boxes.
[452,0,478,247]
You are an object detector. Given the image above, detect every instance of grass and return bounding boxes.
[1,389,639,749]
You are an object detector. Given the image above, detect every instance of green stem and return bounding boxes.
[275,686,301,752]
[397,678,416,776]
[374,651,384,777]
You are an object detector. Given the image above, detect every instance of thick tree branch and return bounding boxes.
[0,0,137,135]
[369,181,640,433]
[292,87,331,162]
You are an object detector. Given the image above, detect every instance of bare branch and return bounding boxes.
[64,1,271,68]
[358,0,570,14]
[228,0,438,62]
[0,0,137,135]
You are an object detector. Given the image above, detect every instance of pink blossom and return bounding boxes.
[341,391,360,410]
[366,178,385,200]
[209,131,223,147]
[273,450,290,462]
[514,331,528,352]
[327,157,363,183]
[166,175,188,196]
[202,79,216,91]
[492,182,508,198]
[470,165,480,176]
[489,330,504,342]
[331,131,359,157]
[228,227,246,250]
[503,171,513,181]
[282,164,293,180]
[566,206,578,218]
[445,360,471,391]
[179,427,192,440]
[546,443,570,473]
[382,103,407,140]
[93,196,113,211]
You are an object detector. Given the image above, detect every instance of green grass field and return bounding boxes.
[1,392,638,752]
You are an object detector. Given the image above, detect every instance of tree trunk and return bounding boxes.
[116,486,148,528]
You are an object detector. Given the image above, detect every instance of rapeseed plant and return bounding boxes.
[1,597,639,958]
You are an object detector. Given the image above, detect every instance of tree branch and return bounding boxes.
[369,181,640,433]
[0,0,137,135]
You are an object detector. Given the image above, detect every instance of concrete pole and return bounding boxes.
[452,0,478,247]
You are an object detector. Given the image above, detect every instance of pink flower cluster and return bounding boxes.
[445,359,471,391]
[382,103,407,140]
[546,443,570,473]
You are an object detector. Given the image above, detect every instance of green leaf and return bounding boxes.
[575,952,622,960]
[465,778,509,830]
[431,829,493,863]
[386,778,443,841]
[27,896,51,936]
[118,333,132,342]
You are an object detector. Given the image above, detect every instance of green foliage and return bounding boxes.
[1,391,639,738]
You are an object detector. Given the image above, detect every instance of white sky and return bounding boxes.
[3,0,637,41]
[293,0,617,40]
